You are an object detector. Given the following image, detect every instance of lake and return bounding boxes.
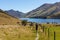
[20,18,60,24]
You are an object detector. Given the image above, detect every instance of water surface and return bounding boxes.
[20,18,60,24]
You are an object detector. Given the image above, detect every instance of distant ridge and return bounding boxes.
[25,2,60,19]
[5,9,25,18]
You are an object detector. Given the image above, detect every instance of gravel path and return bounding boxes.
[35,32,39,40]
[35,28,43,40]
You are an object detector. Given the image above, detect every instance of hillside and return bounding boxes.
[25,2,60,19]
[0,9,21,25]
[0,9,37,40]
[5,9,25,18]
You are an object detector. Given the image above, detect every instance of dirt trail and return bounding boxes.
[35,32,39,40]
[35,27,43,40]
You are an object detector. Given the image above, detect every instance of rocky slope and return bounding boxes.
[25,2,60,19]
[5,9,25,18]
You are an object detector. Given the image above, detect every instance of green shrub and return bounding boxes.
[21,20,27,26]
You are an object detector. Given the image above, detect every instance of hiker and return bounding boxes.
[36,23,38,32]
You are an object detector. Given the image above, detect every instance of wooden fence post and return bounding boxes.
[48,28,49,40]
[54,31,56,40]
[43,26,44,32]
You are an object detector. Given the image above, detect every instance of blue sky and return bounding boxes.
[0,0,60,13]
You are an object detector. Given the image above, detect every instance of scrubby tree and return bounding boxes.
[21,20,27,26]
[30,22,33,26]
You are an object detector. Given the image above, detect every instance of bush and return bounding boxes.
[47,22,50,24]
[30,22,33,26]
[21,20,27,26]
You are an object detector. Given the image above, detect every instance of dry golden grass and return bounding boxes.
[0,25,36,40]
[0,12,21,25]
[0,11,36,40]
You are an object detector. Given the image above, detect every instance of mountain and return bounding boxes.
[25,3,52,18]
[5,9,25,18]
[0,9,21,25]
[25,2,60,19]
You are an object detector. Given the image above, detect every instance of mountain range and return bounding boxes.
[0,2,60,19]
[5,9,25,18]
[25,2,60,19]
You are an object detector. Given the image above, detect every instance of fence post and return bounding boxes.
[48,28,49,40]
[54,31,56,40]
[42,26,44,32]
[36,23,38,32]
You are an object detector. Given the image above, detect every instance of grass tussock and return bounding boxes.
[0,25,36,40]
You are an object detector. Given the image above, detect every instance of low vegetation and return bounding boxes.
[0,9,37,40]
[0,24,36,40]
[0,9,60,40]
[21,20,27,26]
[38,24,60,40]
